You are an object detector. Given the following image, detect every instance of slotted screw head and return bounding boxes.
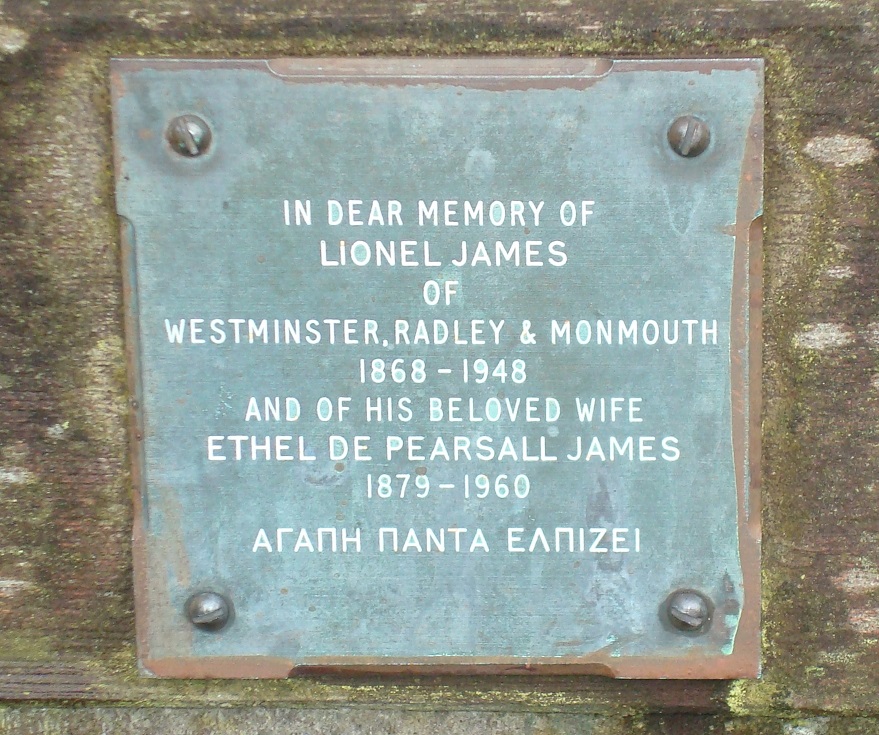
[167,114,211,157]
[185,591,230,631]
[667,116,711,158]
[666,589,711,633]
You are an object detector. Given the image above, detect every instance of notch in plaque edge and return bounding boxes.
[263,57,615,80]
[140,653,756,679]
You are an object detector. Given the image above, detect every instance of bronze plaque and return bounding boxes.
[111,58,762,678]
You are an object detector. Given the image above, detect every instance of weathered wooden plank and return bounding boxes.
[0,0,877,722]
[4,707,879,735]
[0,663,99,701]
[0,707,726,735]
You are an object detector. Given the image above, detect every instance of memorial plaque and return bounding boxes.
[110,58,762,678]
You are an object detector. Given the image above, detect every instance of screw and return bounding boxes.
[666,589,711,633]
[185,591,231,631]
[667,116,710,158]
[166,114,211,157]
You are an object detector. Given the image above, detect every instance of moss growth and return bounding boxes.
[0,631,52,661]
[729,679,787,718]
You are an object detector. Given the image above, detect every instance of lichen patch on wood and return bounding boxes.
[794,323,854,350]
[804,135,876,168]
[0,23,28,56]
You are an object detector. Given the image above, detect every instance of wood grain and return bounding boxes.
[0,0,877,718]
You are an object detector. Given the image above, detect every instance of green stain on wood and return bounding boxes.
[0,632,52,662]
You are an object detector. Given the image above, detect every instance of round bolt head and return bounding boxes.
[666,589,711,633]
[167,114,211,157]
[185,591,230,631]
[667,116,710,158]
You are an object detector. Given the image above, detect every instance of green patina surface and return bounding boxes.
[1,0,878,727]
[111,56,759,674]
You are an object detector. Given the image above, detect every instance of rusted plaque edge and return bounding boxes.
[111,57,763,679]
